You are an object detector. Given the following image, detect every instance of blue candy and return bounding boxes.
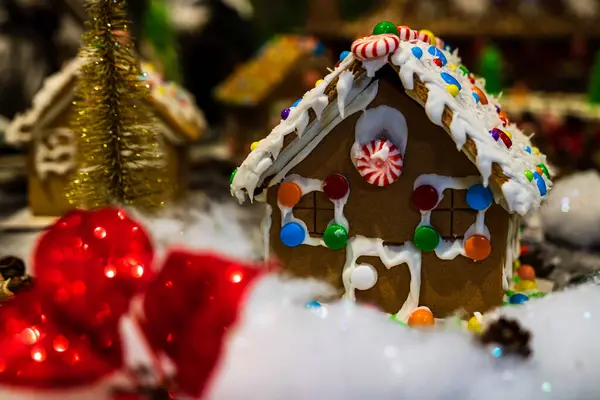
[466,184,493,210]
[533,172,547,196]
[509,293,529,305]
[305,300,321,309]
[440,72,461,91]
[280,222,306,247]
[524,145,532,154]
[427,46,447,65]
[472,92,480,104]
[340,50,351,62]
[411,47,423,59]
[292,99,302,107]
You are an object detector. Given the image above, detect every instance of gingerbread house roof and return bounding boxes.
[215,35,323,106]
[6,57,206,145]
[230,30,553,216]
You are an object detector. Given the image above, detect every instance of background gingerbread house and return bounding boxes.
[215,35,332,161]
[231,26,552,319]
[6,58,206,217]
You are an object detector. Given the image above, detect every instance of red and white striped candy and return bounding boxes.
[351,34,400,61]
[397,26,417,41]
[354,139,403,186]
[435,37,445,50]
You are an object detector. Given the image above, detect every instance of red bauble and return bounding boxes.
[323,174,349,200]
[0,288,120,388]
[142,251,270,398]
[411,185,439,211]
[34,208,155,331]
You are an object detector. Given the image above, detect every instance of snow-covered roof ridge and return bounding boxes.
[230,34,551,216]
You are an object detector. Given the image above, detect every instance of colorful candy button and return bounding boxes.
[515,279,537,292]
[525,170,534,182]
[281,108,291,120]
[509,293,529,305]
[464,234,492,261]
[466,184,493,210]
[315,79,324,87]
[472,92,480,103]
[408,306,435,327]
[250,141,260,151]
[524,145,532,154]
[537,164,550,179]
[458,65,470,76]
[292,99,302,107]
[323,174,349,200]
[533,147,540,155]
[372,21,399,36]
[413,226,440,252]
[489,129,500,141]
[411,184,439,211]
[440,72,461,88]
[446,84,460,97]
[418,29,436,45]
[277,182,303,207]
[324,224,348,250]
[280,222,305,247]
[517,265,536,280]
[305,300,321,308]
[351,263,378,290]
[428,46,447,65]
[229,168,237,187]
[533,172,547,196]
[411,47,423,59]
[467,316,482,334]
[472,87,488,105]
[339,51,350,62]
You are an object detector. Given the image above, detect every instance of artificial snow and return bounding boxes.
[540,170,600,248]
[209,278,600,399]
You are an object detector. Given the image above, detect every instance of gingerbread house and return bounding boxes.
[230,24,552,319]
[215,35,331,161]
[6,58,206,217]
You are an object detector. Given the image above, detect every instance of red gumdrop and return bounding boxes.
[411,185,439,211]
[34,207,154,331]
[0,288,121,389]
[142,251,272,398]
[323,174,349,200]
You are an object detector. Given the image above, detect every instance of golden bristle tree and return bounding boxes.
[67,0,169,212]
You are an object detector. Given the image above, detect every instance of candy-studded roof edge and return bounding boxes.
[230,29,552,216]
[6,57,206,145]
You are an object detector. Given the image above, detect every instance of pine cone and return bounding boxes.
[0,256,26,279]
[478,317,532,358]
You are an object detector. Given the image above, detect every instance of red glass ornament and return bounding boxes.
[323,174,349,200]
[142,251,273,398]
[411,185,439,211]
[0,288,120,388]
[433,58,443,67]
[33,208,155,332]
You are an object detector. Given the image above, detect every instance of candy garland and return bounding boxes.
[277,174,350,249]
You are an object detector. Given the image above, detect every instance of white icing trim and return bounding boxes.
[503,214,521,289]
[353,105,408,155]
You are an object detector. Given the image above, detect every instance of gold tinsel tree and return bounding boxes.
[67,0,169,211]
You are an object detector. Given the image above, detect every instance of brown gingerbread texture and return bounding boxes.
[230,30,551,320]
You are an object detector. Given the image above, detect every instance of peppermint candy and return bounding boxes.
[354,139,403,186]
[351,34,400,61]
[397,26,417,41]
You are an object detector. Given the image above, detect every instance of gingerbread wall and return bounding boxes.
[267,77,510,317]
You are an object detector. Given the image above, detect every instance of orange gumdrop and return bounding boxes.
[277,182,302,207]
[536,166,543,175]
[464,235,492,261]
[517,265,536,281]
[473,87,488,105]
[407,307,435,327]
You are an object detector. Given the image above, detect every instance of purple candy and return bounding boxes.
[489,128,501,141]
[281,108,291,120]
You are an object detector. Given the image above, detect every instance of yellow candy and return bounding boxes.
[250,141,260,151]
[467,316,482,334]
[315,79,325,87]
[446,84,460,97]
[533,146,540,155]
[515,279,537,292]
[513,259,521,270]
[448,64,458,72]
[505,131,513,139]
[419,29,436,45]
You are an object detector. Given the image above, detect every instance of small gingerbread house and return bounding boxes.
[230,24,552,319]
[215,35,331,161]
[6,58,206,217]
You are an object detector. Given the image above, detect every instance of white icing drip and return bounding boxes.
[287,174,323,193]
[353,105,408,154]
[435,239,465,260]
[333,192,350,231]
[503,214,521,289]
[336,70,355,119]
[418,212,431,227]
[475,209,487,235]
[341,236,422,320]
[362,57,389,77]
[413,174,480,208]
[465,222,491,240]
[262,204,272,260]
[35,128,76,179]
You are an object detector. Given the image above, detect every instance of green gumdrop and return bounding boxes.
[413,226,440,252]
[537,164,550,179]
[229,168,238,187]
[324,224,348,250]
[458,65,470,76]
[505,290,516,298]
[524,170,534,182]
[372,21,399,36]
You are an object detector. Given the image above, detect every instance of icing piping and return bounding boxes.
[503,214,521,289]
[336,70,355,119]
